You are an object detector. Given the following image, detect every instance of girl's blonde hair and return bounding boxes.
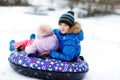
[68,21,82,34]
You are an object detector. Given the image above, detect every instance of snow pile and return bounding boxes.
[0,7,120,80]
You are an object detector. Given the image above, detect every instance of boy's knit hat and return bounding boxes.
[58,11,75,27]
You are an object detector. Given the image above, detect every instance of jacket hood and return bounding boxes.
[63,30,84,42]
[68,21,81,34]
[76,30,84,41]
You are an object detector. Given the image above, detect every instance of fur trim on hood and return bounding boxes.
[68,21,82,34]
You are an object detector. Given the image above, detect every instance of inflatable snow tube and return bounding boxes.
[8,51,89,80]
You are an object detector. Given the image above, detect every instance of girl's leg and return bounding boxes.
[14,40,30,50]
[9,33,35,51]
[30,33,36,40]
[9,40,15,51]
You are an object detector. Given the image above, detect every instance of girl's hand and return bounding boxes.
[40,51,50,56]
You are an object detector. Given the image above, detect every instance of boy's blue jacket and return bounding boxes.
[50,29,84,61]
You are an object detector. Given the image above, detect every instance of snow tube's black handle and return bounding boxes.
[16,45,23,51]
[28,53,48,59]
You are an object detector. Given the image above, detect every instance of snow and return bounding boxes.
[80,15,120,80]
[0,7,120,80]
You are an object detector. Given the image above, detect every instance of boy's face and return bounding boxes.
[59,23,70,34]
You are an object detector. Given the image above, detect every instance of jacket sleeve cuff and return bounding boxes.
[50,51,59,58]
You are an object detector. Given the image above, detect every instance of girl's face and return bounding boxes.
[59,23,70,34]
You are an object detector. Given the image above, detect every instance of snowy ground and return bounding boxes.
[0,8,120,80]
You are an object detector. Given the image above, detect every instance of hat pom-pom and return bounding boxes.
[67,11,74,16]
